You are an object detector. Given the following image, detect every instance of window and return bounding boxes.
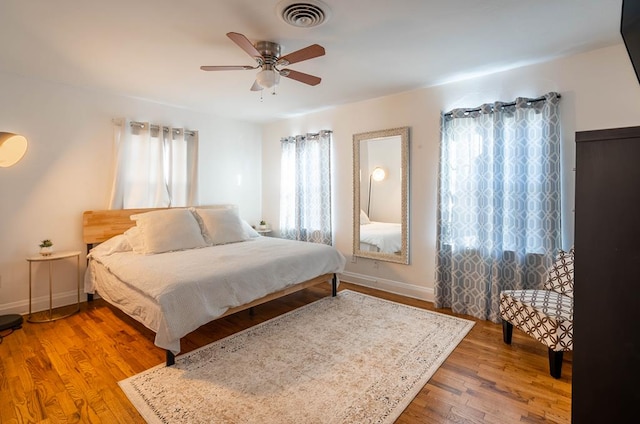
[435,93,562,322]
[279,130,332,245]
[109,120,198,209]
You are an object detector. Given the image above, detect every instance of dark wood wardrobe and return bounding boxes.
[573,126,640,422]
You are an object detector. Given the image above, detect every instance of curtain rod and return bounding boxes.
[443,94,561,118]
[280,130,333,141]
[129,121,197,136]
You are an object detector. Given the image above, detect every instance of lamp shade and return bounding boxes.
[255,69,281,89]
[371,167,386,182]
[0,132,28,167]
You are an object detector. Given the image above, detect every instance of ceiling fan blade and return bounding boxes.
[250,81,262,91]
[277,44,325,66]
[227,32,263,61]
[200,65,257,71]
[280,69,321,86]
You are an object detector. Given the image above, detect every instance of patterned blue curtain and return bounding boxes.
[435,92,562,322]
[279,130,333,245]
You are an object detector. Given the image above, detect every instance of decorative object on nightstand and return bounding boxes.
[39,239,53,256]
[27,250,82,323]
[257,220,272,236]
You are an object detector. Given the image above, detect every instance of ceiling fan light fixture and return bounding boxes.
[256,69,281,89]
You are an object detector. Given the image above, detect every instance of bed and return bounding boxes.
[82,206,346,366]
[359,221,402,253]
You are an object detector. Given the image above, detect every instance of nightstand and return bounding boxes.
[256,229,272,236]
[27,250,81,322]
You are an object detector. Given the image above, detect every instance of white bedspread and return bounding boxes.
[360,221,402,253]
[86,237,345,354]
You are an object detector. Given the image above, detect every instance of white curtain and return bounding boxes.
[279,130,333,245]
[109,119,198,209]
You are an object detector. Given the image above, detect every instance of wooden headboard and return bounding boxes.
[82,208,167,244]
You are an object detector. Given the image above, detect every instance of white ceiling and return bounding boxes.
[0,0,623,123]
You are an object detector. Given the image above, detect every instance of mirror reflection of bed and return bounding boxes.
[359,210,402,254]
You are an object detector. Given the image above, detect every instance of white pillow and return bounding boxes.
[90,235,132,256]
[194,208,249,245]
[130,209,207,254]
[124,226,145,254]
[242,220,260,238]
[360,209,371,225]
[188,205,259,239]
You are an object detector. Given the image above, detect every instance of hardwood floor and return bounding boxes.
[0,282,571,423]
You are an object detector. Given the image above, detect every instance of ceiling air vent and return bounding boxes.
[276,0,331,28]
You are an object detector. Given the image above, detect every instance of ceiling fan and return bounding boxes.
[200,32,325,92]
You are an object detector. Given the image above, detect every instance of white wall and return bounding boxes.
[261,44,640,301]
[0,72,261,315]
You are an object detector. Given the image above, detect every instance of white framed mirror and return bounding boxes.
[353,127,409,264]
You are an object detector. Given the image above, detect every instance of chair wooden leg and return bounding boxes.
[548,348,563,379]
[502,320,513,344]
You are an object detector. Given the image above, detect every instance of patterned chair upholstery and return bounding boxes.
[499,248,574,378]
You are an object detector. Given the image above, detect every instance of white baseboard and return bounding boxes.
[339,271,434,303]
[0,290,84,316]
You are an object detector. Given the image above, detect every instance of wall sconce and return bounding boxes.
[0,132,28,167]
[367,166,386,217]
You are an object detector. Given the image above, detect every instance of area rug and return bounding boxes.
[119,290,474,423]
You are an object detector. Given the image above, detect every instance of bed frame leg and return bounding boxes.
[332,274,337,297]
[86,244,94,302]
[166,350,175,366]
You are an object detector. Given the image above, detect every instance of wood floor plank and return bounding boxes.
[0,282,571,423]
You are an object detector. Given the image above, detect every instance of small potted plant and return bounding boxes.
[39,239,53,256]
[259,220,268,230]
